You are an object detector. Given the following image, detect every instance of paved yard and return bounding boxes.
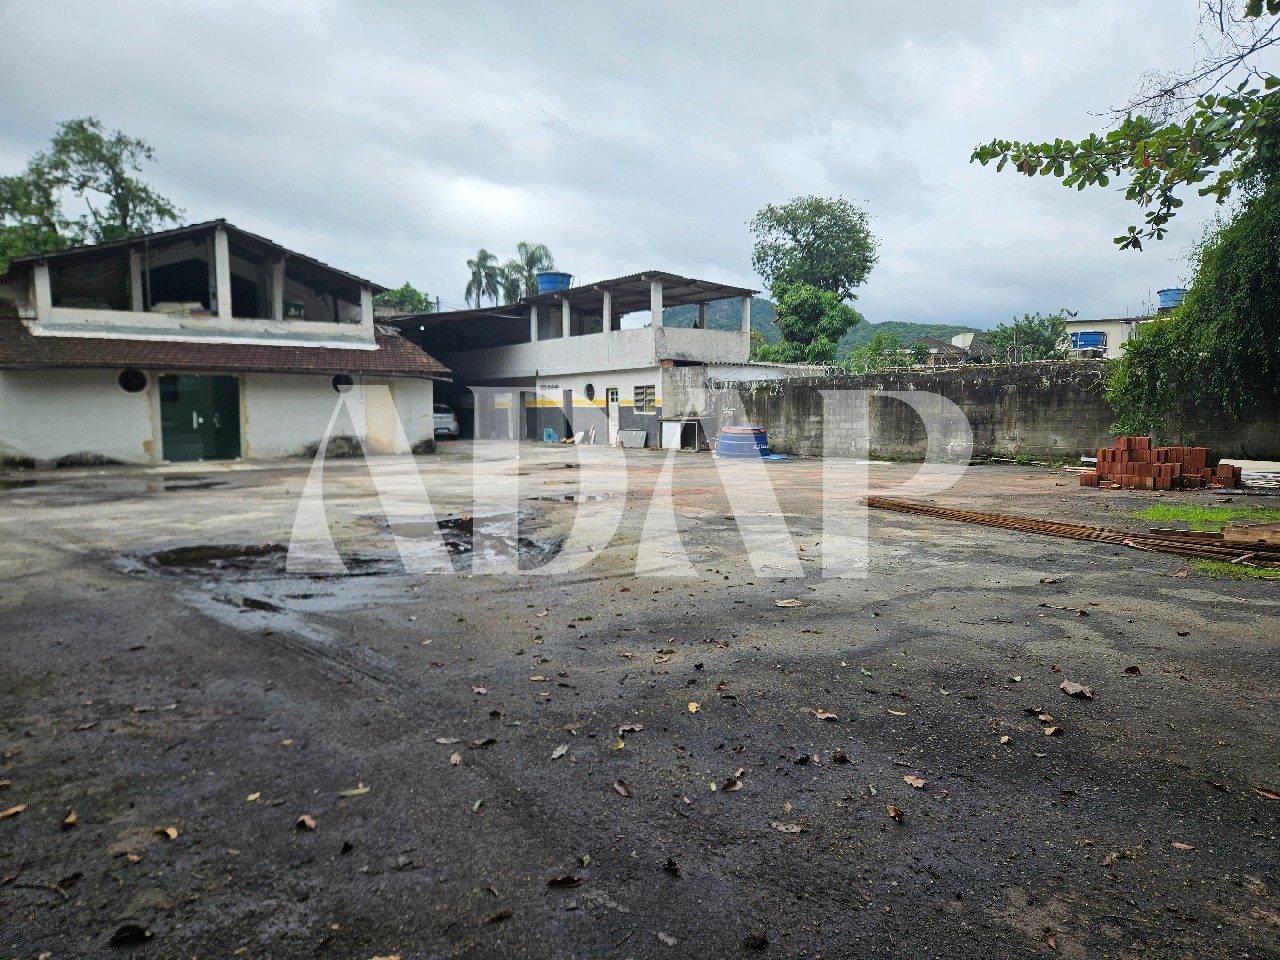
[1,448,1277,959]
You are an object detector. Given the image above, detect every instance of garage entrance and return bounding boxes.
[159,374,242,462]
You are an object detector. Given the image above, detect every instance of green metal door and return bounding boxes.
[159,374,241,462]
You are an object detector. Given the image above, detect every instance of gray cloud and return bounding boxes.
[1,0,1271,322]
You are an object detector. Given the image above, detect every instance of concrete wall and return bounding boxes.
[663,361,1280,461]
[0,369,435,466]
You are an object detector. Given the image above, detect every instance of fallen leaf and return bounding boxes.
[618,723,644,732]
[280,739,294,746]
[1060,680,1095,699]
[1124,665,1142,676]
[885,804,903,822]
[62,811,77,830]
[722,778,743,792]
[449,752,461,766]
[472,799,484,812]
[0,781,8,789]
[154,826,178,840]
[774,598,804,607]
[1007,675,1022,683]
[808,708,838,721]
[551,745,569,760]
[74,721,97,731]
[472,686,488,695]
[613,779,631,798]
[0,804,26,820]
[1176,630,1190,637]
[782,801,792,813]
[653,656,670,665]
[547,875,582,888]
[662,857,681,877]
[1043,726,1062,737]
[887,709,907,716]
[435,737,461,745]
[618,652,634,659]
[903,775,926,789]
[1168,567,1189,578]
[1255,786,1280,801]
[246,792,261,802]
[471,737,497,748]
[338,784,371,797]
[1038,577,1061,584]
[999,736,1011,745]
[1037,713,1054,723]
[687,702,700,713]
[743,930,769,950]
[1047,935,1057,950]
[297,814,317,830]
[831,748,849,763]
[131,705,156,713]
[535,609,549,617]
[1172,842,1195,851]
[613,739,625,750]
[657,931,678,946]
[370,956,402,960]
[770,821,804,833]
[485,909,513,923]
[1101,854,1114,867]
[1205,780,1229,792]
[529,675,547,682]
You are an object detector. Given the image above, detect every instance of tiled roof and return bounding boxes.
[0,317,450,380]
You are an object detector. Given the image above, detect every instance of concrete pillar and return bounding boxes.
[360,285,373,326]
[214,226,233,319]
[561,297,571,338]
[741,296,751,333]
[272,259,285,321]
[697,302,707,329]
[530,303,539,343]
[602,289,612,333]
[33,263,51,320]
[650,280,663,328]
[129,249,144,311]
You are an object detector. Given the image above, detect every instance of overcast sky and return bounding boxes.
[3,1,1276,328]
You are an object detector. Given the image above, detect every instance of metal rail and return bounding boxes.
[865,497,1280,568]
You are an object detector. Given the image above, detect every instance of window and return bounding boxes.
[584,383,596,401]
[117,369,148,393]
[633,385,656,414]
[332,374,354,393]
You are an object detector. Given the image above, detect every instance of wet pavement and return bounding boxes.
[0,447,1278,959]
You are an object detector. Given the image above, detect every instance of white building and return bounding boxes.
[395,272,761,448]
[0,220,449,466]
[1062,316,1152,360]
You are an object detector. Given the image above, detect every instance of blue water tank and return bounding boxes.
[536,271,573,294]
[1071,331,1107,349]
[717,426,770,458]
[1157,288,1187,310]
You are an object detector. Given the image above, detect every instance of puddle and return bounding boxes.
[535,494,610,503]
[140,542,400,577]
[0,478,40,490]
[161,479,230,491]
[391,513,563,569]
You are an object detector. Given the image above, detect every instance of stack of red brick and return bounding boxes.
[1079,436,1242,490]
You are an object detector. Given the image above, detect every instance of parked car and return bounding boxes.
[434,403,460,439]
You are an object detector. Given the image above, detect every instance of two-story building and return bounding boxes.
[393,271,759,448]
[0,220,449,466]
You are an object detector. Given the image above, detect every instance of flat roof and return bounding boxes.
[395,270,757,327]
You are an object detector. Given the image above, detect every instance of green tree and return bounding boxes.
[909,340,930,365]
[464,248,499,308]
[373,282,433,314]
[498,260,523,304]
[971,3,1280,249]
[985,312,1069,363]
[844,330,903,375]
[754,281,862,365]
[1,116,181,272]
[513,241,555,298]
[749,196,878,301]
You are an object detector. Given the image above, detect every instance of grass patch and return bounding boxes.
[1129,503,1280,532]
[1189,559,1280,580]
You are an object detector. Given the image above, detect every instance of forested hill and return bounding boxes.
[663,299,983,357]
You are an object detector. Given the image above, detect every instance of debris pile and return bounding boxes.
[1080,436,1241,490]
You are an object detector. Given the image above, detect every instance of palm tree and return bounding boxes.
[498,260,523,304]
[464,248,499,308]
[514,241,555,298]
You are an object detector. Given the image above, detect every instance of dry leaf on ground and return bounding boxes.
[770,821,804,833]
[613,779,631,797]
[903,775,926,789]
[885,804,903,822]
[0,804,26,820]
[551,745,569,760]
[297,815,316,830]
[449,752,461,766]
[687,702,700,713]
[1255,786,1280,801]
[808,708,838,721]
[435,736,461,745]
[1059,680,1096,699]
[154,826,178,840]
[774,598,805,607]
[338,784,371,797]
[1172,842,1196,851]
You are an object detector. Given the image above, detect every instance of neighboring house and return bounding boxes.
[1062,317,1151,360]
[918,335,970,366]
[393,271,758,447]
[0,220,449,466]
[949,332,993,363]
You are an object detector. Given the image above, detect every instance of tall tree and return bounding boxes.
[498,260,524,304]
[754,280,862,365]
[971,1,1280,428]
[749,196,878,302]
[513,241,555,297]
[464,248,499,308]
[1,116,181,273]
